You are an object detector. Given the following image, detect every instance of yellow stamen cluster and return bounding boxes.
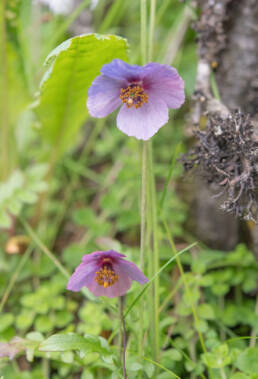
[95,266,119,288]
[120,85,148,109]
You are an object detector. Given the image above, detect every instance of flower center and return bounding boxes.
[120,83,148,109]
[95,265,119,288]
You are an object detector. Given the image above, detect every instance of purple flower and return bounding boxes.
[0,337,25,360]
[67,250,148,298]
[87,59,185,140]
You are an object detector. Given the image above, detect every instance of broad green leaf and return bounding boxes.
[35,33,128,156]
[236,347,258,374]
[39,333,110,356]
[230,374,249,379]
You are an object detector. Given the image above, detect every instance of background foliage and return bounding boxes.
[0,0,257,378]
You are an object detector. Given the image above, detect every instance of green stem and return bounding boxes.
[140,0,147,64]
[143,356,181,379]
[219,367,226,379]
[140,142,147,271]
[119,296,127,379]
[20,218,70,279]
[0,245,34,313]
[148,0,156,61]
[147,0,160,363]
[148,141,160,361]
[0,0,9,180]
[138,142,147,372]
[98,0,126,33]
[138,0,148,373]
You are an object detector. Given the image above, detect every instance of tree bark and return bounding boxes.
[191,0,258,254]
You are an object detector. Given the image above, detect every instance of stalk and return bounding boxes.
[0,0,9,180]
[219,367,227,379]
[138,0,148,373]
[147,0,160,362]
[148,0,156,61]
[147,141,160,360]
[119,296,127,379]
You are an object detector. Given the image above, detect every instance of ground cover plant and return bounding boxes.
[1,0,258,378]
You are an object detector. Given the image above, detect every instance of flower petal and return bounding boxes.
[104,250,126,260]
[67,262,97,292]
[82,250,126,264]
[116,261,148,284]
[142,63,185,109]
[87,74,125,118]
[86,271,132,298]
[117,94,169,140]
[101,59,143,81]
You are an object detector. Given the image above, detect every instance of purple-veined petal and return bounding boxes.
[86,270,132,298]
[117,94,169,140]
[101,59,143,81]
[104,250,126,260]
[82,252,102,263]
[67,262,97,292]
[87,74,125,118]
[115,261,148,284]
[82,250,126,264]
[82,251,107,263]
[142,63,185,109]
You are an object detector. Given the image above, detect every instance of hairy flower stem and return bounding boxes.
[141,0,147,64]
[140,142,147,271]
[147,141,160,361]
[138,141,147,374]
[139,0,160,368]
[147,0,160,363]
[148,0,156,61]
[119,296,127,379]
[138,0,148,373]
[0,0,9,180]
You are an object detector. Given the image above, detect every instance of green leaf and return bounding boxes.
[230,374,250,379]
[211,283,230,296]
[39,333,110,357]
[236,347,258,374]
[35,315,55,333]
[197,303,215,320]
[54,311,73,328]
[202,344,231,369]
[26,332,44,342]
[16,310,35,330]
[0,313,14,332]
[35,34,128,156]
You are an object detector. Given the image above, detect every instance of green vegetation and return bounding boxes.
[0,1,257,378]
